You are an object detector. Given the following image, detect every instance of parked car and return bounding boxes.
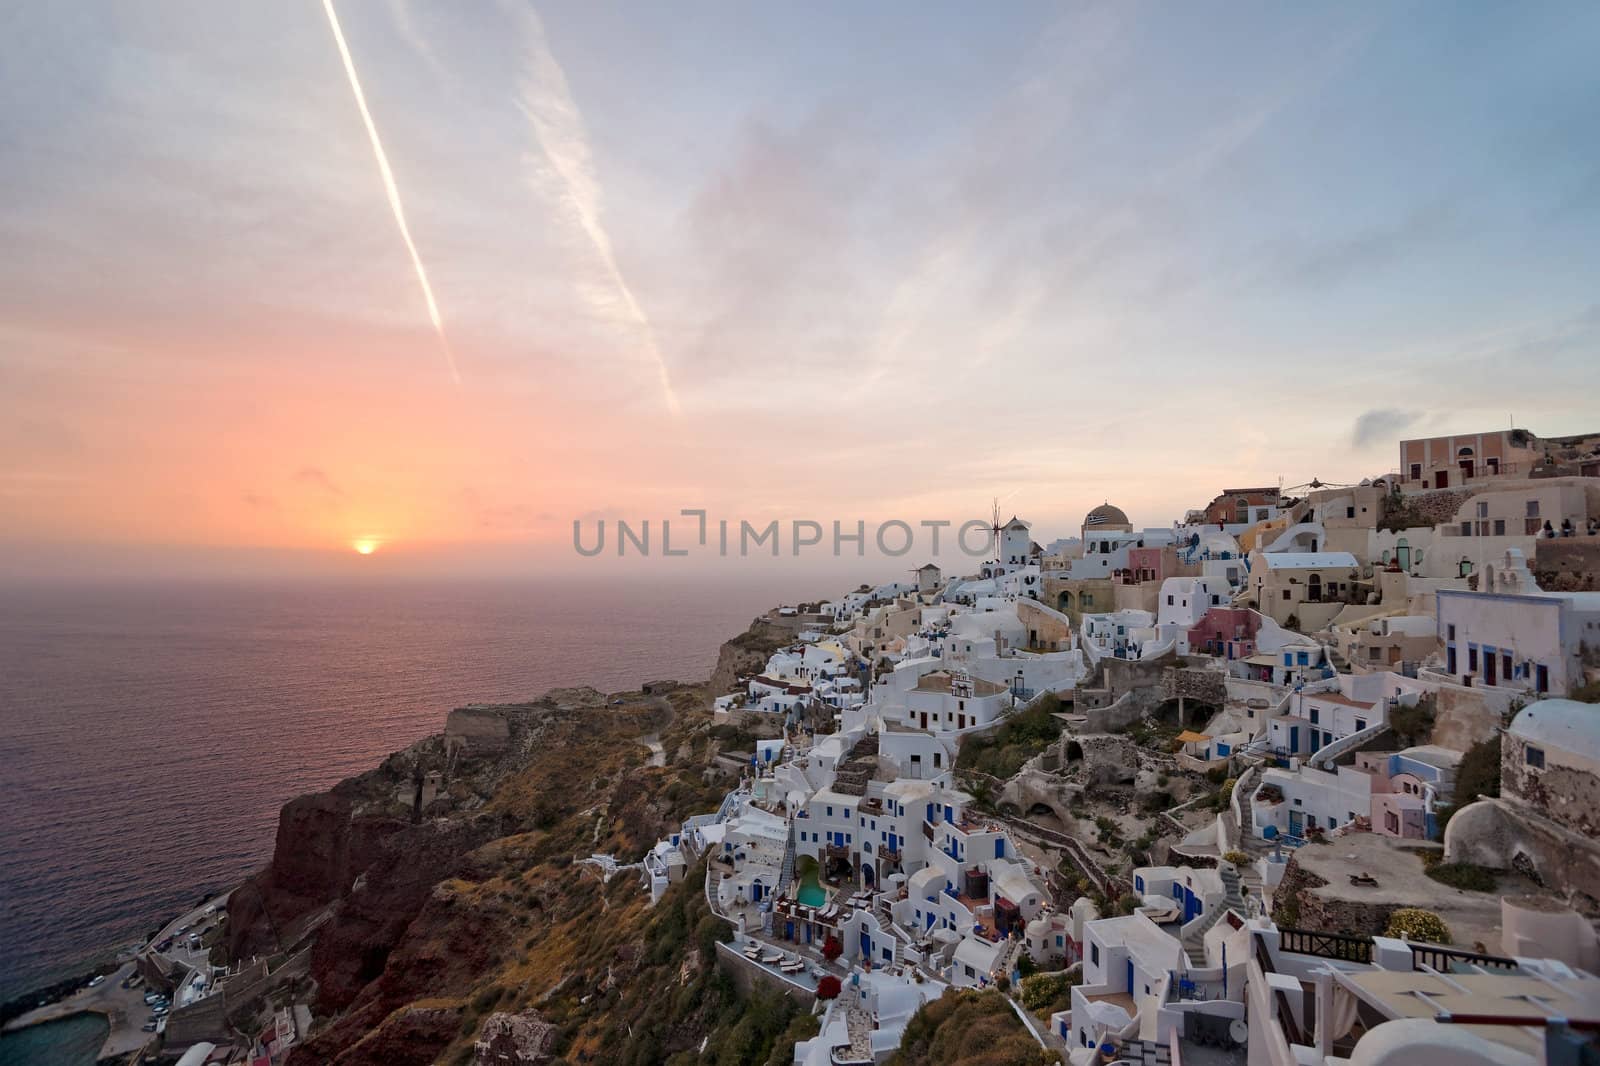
[156,938,173,952]
[87,975,105,988]
[151,1006,168,1017]
[142,1021,158,1032]
[144,992,161,1004]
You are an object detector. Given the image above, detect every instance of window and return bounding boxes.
[1526,746,1545,769]
[1469,646,1478,672]
[1460,522,1472,537]
[1309,707,1320,724]
[1346,506,1356,519]
[1526,500,1541,518]
[1167,595,1175,605]
[1502,652,1512,679]
[1355,717,1367,731]
[1410,463,1422,480]
[1447,624,1456,641]
[1477,501,1489,518]
[1091,944,1100,966]
[1494,519,1506,536]
[1283,589,1292,600]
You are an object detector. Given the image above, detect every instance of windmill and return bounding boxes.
[987,498,1005,562]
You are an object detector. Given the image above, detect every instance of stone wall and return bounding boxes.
[1503,749,1600,837]
[1077,651,1176,728]
[713,942,818,1009]
[1446,798,1600,910]
[164,991,230,1045]
[1534,540,1600,592]
[1272,855,1398,936]
[1162,667,1227,707]
[445,707,512,758]
[1389,488,1472,526]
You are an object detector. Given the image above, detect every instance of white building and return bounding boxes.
[1436,547,1600,696]
[894,670,1011,735]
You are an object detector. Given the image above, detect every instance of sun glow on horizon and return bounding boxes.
[352,538,381,555]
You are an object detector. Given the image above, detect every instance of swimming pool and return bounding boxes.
[796,870,828,908]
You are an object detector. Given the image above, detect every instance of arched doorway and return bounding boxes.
[1058,591,1073,612]
[1396,537,1411,571]
[1065,741,1084,762]
[1308,573,1323,602]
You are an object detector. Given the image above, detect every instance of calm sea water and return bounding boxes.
[0,575,819,1007]
[0,1012,106,1066]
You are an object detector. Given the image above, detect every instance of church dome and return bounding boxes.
[1084,503,1130,529]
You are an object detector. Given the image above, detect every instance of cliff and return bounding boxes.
[226,621,801,1065]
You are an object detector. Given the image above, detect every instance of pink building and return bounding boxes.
[1187,607,1260,660]
[1125,546,1167,585]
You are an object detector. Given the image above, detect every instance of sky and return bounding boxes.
[2,1,1599,579]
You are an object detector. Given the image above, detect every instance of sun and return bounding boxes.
[352,538,381,556]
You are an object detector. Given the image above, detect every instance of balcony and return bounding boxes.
[1278,926,1373,964]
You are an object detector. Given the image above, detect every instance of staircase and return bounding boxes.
[776,821,798,899]
[1322,638,1351,674]
[1182,866,1245,966]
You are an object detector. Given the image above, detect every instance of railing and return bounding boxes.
[1410,943,1518,973]
[1278,927,1373,964]
[1253,934,1307,1046]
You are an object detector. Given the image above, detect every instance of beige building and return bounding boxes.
[1399,427,1600,491]
[1336,614,1438,673]
[1247,550,1362,631]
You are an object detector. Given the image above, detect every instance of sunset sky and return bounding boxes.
[3,1,1599,578]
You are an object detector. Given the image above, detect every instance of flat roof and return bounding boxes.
[914,672,1007,696]
[1256,552,1359,569]
[1343,968,1600,1059]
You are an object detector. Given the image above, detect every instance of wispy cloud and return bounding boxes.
[512,5,680,414]
[292,466,343,497]
[1351,409,1421,448]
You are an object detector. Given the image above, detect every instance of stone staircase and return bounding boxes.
[776,821,798,898]
[1182,866,1244,966]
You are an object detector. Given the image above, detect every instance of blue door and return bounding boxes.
[1184,886,1201,922]
[1125,959,1134,993]
[785,921,794,941]
[1289,726,1300,752]
[888,833,899,851]
[1289,810,1303,838]
[995,838,1006,859]
[860,931,872,957]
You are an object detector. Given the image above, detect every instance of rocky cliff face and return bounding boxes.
[705,617,795,696]
[228,621,796,1065]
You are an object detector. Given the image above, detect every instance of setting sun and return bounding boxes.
[352,539,380,556]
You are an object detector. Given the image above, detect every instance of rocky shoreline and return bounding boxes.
[9,612,796,1065]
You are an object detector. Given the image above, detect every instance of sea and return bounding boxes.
[0,574,827,1036]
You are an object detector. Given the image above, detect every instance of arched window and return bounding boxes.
[1457,446,1475,457]
[1235,496,1250,524]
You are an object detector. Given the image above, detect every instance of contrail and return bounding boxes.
[322,0,460,385]
[515,6,680,414]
